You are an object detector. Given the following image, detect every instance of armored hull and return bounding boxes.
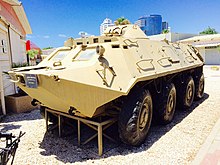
[9,25,204,145]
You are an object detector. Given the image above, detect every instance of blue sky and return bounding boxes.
[22,0,220,48]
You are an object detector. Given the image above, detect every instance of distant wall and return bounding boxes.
[9,28,27,64]
[171,33,197,42]
[148,33,197,42]
[0,1,28,96]
[148,33,172,41]
[197,47,220,65]
[204,48,220,65]
[0,20,15,96]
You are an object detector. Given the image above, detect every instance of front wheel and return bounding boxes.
[118,89,153,146]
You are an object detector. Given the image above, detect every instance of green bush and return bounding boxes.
[12,62,28,68]
[27,49,39,59]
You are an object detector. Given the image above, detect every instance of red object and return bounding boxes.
[26,40,30,51]
[26,40,41,51]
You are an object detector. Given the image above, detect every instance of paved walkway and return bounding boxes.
[193,119,220,165]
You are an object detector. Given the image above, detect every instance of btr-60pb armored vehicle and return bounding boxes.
[9,25,204,146]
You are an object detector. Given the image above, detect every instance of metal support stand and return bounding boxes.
[45,108,117,156]
[58,115,62,137]
[45,109,48,131]
[0,70,6,115]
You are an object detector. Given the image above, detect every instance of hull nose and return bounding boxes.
[13,73,124,118]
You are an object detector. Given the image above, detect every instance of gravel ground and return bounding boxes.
[1,65,220,165]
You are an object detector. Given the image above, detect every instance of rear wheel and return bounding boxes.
[155,83,176,124]
[118,89,153,146]
[194,73,204,100]
[177,76,195,110]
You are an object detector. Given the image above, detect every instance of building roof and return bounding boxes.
[148,32,197,43]
[179,34,220,43]
[2,0,19,5]
[101,18,114,25]
[195,42,220,48]
[3,0,32,34]
[42,48,56,55]
[179,34,220,48]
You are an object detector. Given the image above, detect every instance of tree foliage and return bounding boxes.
[114,17,131,25]
[27,49,39,59]
[200,27,218,34]
[12,62,28,68]
[162,29,169,34]
[42,47,53,50]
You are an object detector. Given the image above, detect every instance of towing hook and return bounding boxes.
[68,107,76,116]
[31,99,40,106]
[50,74,60,82]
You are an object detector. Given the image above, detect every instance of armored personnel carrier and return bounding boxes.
[8,25,204,146]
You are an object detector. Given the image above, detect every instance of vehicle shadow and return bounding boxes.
[39,93,209,163]
[0,109,41,133]
[0,108,42,123]
[0,123,21,132]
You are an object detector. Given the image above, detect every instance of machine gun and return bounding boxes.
[0,132,25,165]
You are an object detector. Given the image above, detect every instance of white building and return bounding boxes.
[41,48,57,60]
[100,18,114,35]
[148,32,220,65]
[148,32,197,43]
[135,19,144,27]
[0,0,32,114]
[179,34,220,65]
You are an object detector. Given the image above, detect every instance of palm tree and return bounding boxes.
[114,17,131,25]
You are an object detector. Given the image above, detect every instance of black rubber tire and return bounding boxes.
[118,89,153,146]
[154,83,176,124]
[177,76,195,110]
[194,73,205,100]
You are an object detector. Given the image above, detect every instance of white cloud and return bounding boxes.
[78,31,88,35]
[58,34,67,38]
[43,35,50,39]
[26,34,34,38]
[78,31,93,37]
[26,35,51,39]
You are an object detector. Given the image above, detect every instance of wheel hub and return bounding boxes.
[186,85,193,102]
[167,95,174,113]
[139,103,149,131]
[199,79,204,94]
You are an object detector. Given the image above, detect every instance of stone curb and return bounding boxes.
[192,119,220,164]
